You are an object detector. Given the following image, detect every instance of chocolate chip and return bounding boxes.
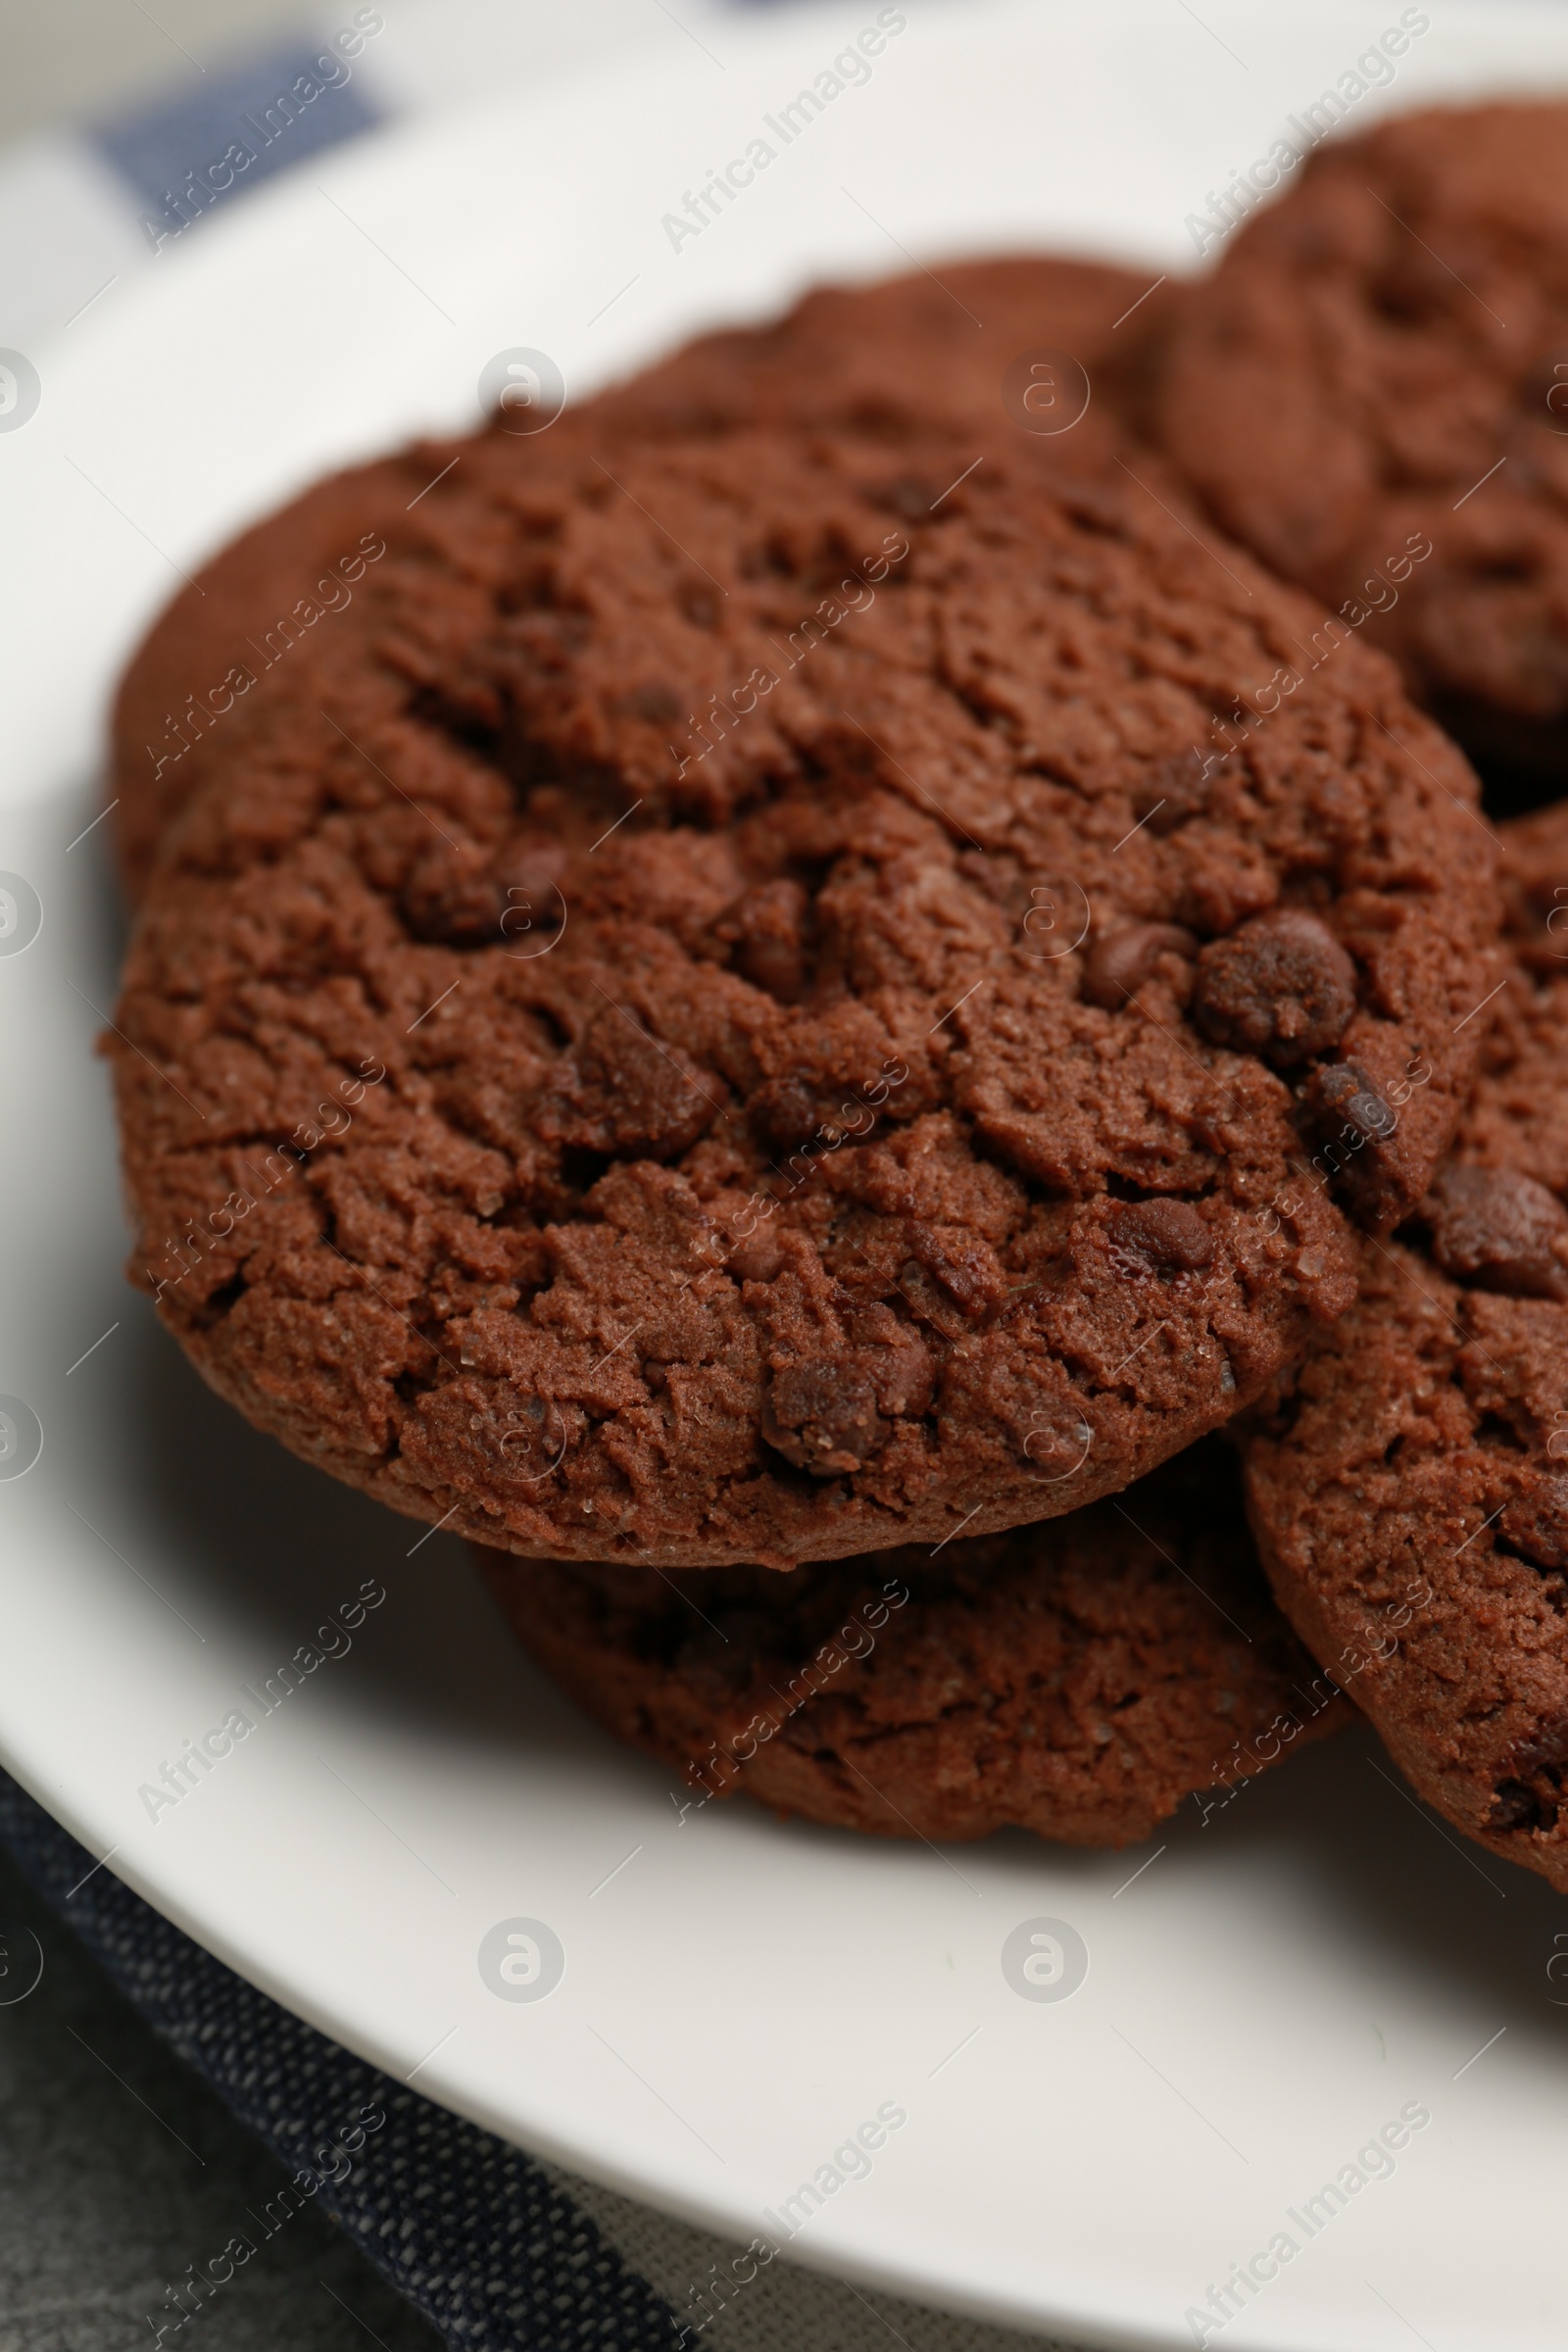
[535,1008,719,1160]
[1193,907,1357,1065]
[402,836,566,950]
[1490,1779,1548,1831]
[1081,921,1198,1008]
[762,1359,887,1475]
[1106,1197,1215,1275]
[1310,1060,1397,1144]
[1298,1059,1403,1224]
[1428,1164,1568,1301]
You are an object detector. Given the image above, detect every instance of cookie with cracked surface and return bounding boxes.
[1245,803,1568,1891]
[110,418,1494,1567]
[111,257,1169,899]
[478,1439,1348,1846]
[1152,102,1568,803]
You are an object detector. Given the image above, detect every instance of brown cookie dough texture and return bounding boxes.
[112,257,1169,898]
[1152,103,1568,786]
[1246,804,1568,1891]
[479,1441,1348,1846]
[111,401,1493,1568]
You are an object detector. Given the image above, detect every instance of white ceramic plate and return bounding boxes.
[4,6,1568,2344]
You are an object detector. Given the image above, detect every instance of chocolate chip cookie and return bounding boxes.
[1153,103,1568,802]
[112,257,1168,899]
[480,1439,1347,1845]
[109,415,1493,1567]
[1246,803,1568,1890]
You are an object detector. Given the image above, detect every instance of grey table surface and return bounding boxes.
[0,1837,441,2352]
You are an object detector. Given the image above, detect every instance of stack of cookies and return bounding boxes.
[107,102,1568,1890]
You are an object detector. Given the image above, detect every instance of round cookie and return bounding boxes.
[112,257,1169,899]
[479,1439,1348,1846]
[1245,803,1568,1890]
[1152,102,1568,801]
[109,417,1494,1568]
